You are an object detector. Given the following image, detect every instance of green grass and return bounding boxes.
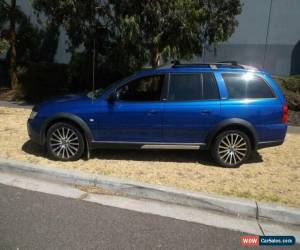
[273,75,300,111]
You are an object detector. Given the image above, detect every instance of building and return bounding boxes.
[203,0,300,76]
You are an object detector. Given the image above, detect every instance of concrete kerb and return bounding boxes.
[0,158,299,226]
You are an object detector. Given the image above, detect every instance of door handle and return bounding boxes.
[200,110,211,115]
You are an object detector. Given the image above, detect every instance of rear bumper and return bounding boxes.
[257,140,284,149]
[27,120,43,145]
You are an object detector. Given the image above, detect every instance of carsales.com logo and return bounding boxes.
[240,235,296,247]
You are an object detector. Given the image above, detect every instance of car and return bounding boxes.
[27,61,288,167]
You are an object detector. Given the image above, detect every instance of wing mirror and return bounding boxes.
[107,91,117,103]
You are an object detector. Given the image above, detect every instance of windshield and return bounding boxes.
[87,80,121,99]
[87,75,134,99]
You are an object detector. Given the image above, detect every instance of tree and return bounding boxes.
[1,0,59,64]
[0,1,9,55]
[32,0,242,73]
[111,0,242,68]
[32,0,147,86]
[0,0,18,89]
[9,0,17,89]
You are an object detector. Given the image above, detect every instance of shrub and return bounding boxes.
[273,75,300,111]
[17,62,70,103]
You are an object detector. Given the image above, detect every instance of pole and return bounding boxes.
[92,38,95,95]
[263,0,273,69]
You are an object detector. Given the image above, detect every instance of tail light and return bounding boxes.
[282,104,288,123]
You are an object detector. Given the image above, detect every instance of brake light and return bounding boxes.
[282,104,288,123]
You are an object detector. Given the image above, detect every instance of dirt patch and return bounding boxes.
[0,106,299,207]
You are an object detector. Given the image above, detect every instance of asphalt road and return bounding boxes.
[0,184,297,250]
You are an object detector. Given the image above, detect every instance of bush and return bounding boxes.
[17,62,70,103]
[273,75,300,111]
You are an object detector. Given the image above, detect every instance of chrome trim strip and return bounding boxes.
[141,145,201,150]
[91,141,205,150]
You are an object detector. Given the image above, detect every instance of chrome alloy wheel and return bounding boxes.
[49,127,79,159]
[218,133,248,166]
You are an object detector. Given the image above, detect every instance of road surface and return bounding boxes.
[0,184,298,250]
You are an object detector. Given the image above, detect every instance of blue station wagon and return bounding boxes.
[27,62,288,167]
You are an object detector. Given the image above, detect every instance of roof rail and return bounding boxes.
[171,60,256,70]
[217,61,238,66]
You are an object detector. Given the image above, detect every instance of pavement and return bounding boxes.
[0,172,299,250]
[0,183,297,250]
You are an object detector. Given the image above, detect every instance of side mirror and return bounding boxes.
[107,91,117,103]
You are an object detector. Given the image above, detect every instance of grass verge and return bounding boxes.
[0,106,299,207]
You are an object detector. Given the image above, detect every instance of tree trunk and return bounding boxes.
[150,47,161,68]
[9,0,18,90]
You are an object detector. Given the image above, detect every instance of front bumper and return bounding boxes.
[27,119,43,145]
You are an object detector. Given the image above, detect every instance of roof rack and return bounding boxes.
[171,60,256,70]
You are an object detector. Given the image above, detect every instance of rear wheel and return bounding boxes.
[211,130,251,168]
[46,122,85,161]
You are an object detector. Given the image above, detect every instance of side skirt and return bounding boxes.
[90,141,206,150]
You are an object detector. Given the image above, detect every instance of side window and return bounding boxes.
[169,74,201,101]
[117,75,165,102]
[168,73,219,101]
[222,73,274,99]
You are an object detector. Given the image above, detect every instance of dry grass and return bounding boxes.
[0,106,299,207]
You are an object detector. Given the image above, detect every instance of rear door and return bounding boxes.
[162,72,221,143]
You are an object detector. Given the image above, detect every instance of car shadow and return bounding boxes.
[22,140,47,157]
[22,140,263,167]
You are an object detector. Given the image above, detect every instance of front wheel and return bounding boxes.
[46,122,85,161]
[211,130,251,168]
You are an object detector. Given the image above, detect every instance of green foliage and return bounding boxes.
[273,75,300,111]
[0,38,9,55]
[18,62,69,102]
[0,1,9,56]
[0,0,59,64]
[32,0,242,77]
[110,0,242,66]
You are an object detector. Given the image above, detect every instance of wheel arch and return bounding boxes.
[41,113,93,145]
[206,119,258,150]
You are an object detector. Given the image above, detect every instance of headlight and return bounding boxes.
[29,111,38,120]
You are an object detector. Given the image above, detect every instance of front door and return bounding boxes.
[163,72,221,143]
[96,74,166,142]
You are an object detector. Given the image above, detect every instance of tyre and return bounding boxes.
[46,122,85,161]
[211,130,251,168]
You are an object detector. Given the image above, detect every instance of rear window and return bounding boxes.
[168,73,219,101]
[222,73,274,99]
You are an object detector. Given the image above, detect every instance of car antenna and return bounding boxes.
[92,38,96,101]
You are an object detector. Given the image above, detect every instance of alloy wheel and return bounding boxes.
[49,127,80,159]
[217,133,248,166]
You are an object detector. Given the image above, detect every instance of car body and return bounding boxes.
[27,62,288,167]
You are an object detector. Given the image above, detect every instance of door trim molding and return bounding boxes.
[90,141,206,150]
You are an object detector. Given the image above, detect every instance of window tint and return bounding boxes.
[222,73,274,99]
[203,73,219,99]
[168,73,219,101]
[169,74,201,101]
[117,75,164,101]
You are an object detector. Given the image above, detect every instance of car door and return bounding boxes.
[95,74,166,142]
[162,72,221,143]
